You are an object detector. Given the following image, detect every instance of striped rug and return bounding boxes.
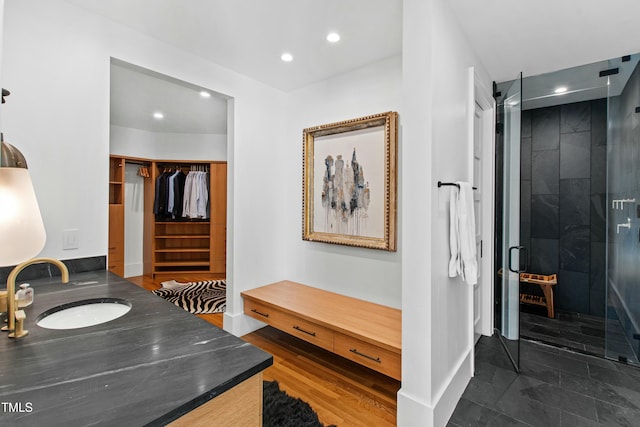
[152,280,226,314]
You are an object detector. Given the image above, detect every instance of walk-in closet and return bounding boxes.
[108,58,229,281]
[109,157,226,279]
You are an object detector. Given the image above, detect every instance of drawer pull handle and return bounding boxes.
[251,309,269,318]
[349,348,381,363]
[293,326,316,337]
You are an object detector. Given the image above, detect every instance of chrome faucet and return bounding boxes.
[3,257,69,338]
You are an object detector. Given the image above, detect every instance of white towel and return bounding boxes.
[448,182,478,285]
[448,187,460,278]
[458,182,478,285]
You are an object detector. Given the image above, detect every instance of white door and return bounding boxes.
[469,67,496,354]
[473,101,483,344]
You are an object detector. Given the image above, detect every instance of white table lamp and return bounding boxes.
[0,140,46,267]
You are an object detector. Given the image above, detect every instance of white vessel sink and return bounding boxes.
[36,298,131,330]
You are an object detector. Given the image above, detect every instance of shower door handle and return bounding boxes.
[508,245,528,273]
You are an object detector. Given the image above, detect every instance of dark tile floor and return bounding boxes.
[448,335,640,426]
[520,308,639,365]
[520,309,606,355]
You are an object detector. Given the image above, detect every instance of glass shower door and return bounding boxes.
[605,54,640,366]
[496,74,523,371]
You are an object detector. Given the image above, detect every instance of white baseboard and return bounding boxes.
[223,311,267,337]
[397,348,472,427]
[397,389,434,427]
[123,262,143,278]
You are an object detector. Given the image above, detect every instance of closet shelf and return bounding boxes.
[155,234,210,239]
[153,266,210,277]
[155,221,211,225]
[155,261,211,267]
[154,249,210,254]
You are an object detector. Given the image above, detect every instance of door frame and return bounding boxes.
[468,67,496,345]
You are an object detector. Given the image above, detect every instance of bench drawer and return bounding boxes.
[244,298,333,351]
[334,333,401,380]
[272,312,334,352]
[244,299,277,324]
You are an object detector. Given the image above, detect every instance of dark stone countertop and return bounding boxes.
[0,271,272,426]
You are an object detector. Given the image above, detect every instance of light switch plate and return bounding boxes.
[62,229,79,250]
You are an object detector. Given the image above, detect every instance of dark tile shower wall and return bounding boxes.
[520,99,607,316]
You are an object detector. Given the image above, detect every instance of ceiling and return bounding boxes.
[110,59,228,134]
[447,0,640,84]
[74,0,640,132]
[66,0,403,93]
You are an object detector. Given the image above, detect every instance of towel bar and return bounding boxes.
[437,181,477,190]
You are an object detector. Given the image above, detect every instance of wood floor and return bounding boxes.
[128,275,400,426]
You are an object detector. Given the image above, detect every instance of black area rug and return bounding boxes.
[151,280,225,314]
[263,381,336,427]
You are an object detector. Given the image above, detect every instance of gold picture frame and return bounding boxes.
[302,111,398,251]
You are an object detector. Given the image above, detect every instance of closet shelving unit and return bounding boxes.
[108,156,226,280]
[149,160,227,279]
[108,156,125,276]
[153,220,211,273]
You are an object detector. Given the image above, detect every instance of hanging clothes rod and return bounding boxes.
[157,163,206,170]
[125,160,150,166]
[437,181,477,190]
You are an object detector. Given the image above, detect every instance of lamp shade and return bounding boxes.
[0,143,46,267]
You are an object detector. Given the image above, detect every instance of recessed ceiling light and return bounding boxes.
[554,86,568,94]
[281,52,293,62]
[153,112,164,119]
[200,91,211,98]
[326,32,341,43]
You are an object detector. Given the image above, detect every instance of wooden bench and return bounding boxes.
[241,280,401,381]
[519,273,557,318]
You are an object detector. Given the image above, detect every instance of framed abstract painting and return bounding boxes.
[302,111,398,251]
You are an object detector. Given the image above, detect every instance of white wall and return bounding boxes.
[110,126,157,160]
[110,125,227,161]
[399,0,492,425]
[1,0,287,335]
[283,55,402,308]
[123,163,144,277]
